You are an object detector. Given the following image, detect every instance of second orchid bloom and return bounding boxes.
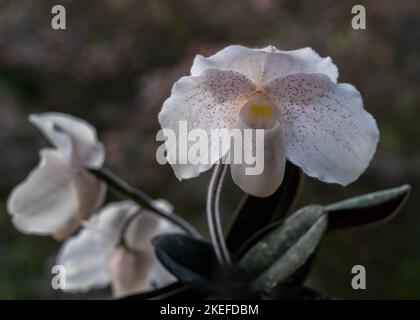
[7,113,106,239]
[57,200,181,298]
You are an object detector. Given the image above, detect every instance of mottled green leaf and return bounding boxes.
[326,184,411,231]
[239,205,326,281]
[250,210,327,293]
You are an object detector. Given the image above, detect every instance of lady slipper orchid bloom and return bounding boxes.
[159,45,379,197]
[57,200,180,298]
[7,113,106,240]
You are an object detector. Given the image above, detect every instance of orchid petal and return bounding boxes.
[191,45,338,86]
[265,73,379,186]
[29,113,105,168]
[230,123,286,197]
[108,248,174,298]
[57,227,111,292]
[8,149,80,236]
[8,147,107,239]
[56,201,139,292]
[159,68,255,180]
[124,210,181,253]
[109,208,180,297]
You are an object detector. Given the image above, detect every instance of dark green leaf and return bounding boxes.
[226,161,303,253]
[238,205,327,294]
[235,220,282,257]
[326,184,411,231]
[239,205,325,277]
[152,234,223,294]
[251,210,326,293]
[236,219,318,286]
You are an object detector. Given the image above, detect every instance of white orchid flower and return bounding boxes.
[57,200,180,298]
[7,113,106,240]
[159,45,379,197]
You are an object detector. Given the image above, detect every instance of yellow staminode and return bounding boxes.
[249,104,272,119]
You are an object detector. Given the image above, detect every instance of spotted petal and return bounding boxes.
[158,68,255,180]
[265,73,379,186]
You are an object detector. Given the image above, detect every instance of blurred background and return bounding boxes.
[0,0,419,299]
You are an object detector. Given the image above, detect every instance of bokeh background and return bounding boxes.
[0,0,419,299]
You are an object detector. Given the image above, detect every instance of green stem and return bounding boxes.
[89,167,202,239]
[207,162,232,269]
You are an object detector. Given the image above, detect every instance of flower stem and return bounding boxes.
[118,209,142,252]
[88,167,202,239]
[207,162,232,269]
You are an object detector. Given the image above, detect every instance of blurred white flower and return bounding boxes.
[159,45,379,197]
[57,200,180,298]
[7,113,106,240]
